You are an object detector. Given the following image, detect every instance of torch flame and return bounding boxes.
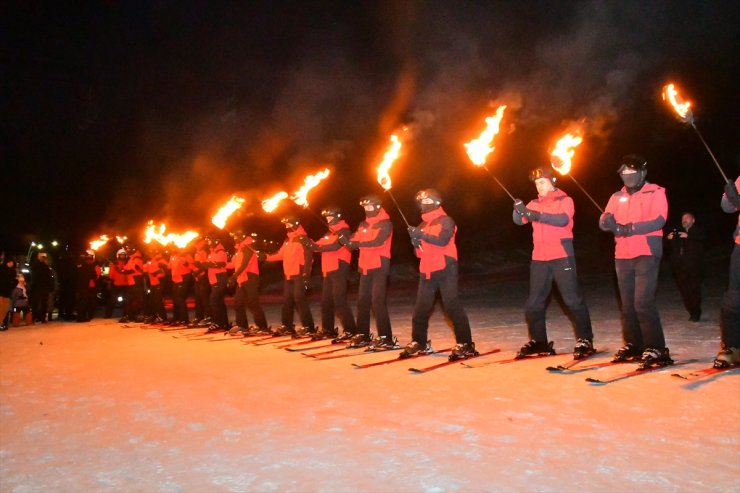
[550,132,583,175]
[211,195,246,229]
[464,105,507,166]
[291,168,331,207]
[115,235,128,244]
[377,133,404,190]
[261,191,289,213]
[662,83,692,122]
[144,221,199,249]
[89,235,110,251]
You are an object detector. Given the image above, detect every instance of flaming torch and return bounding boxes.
[290,168,334,231]
[550,132,604,213]
[89,235,111,251]
[261,191,289,214]
[143,221,199,249]
[662,82,729,183]
[212,195,246,229]
[376,131,412,227]
[464,105,516,201]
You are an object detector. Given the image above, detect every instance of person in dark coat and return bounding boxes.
[667,212,705,321]
[30,252,53,323]
[0,255,18,330]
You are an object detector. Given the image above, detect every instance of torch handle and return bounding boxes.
[482,166,516,202]
[385,189,412,228]
[568,175,604,214]
[302,206,333,233]
[690,123,730,183]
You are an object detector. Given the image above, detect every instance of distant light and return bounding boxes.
[51,241,59,247]
[31,241,36,247]
[117,296,124,303]
[21,268,30,274]
[37,244,44,249]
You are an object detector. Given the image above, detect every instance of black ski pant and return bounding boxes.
[321,262,357,334]
[356,258,392,338]
[672,261,702,319]
[280,276,314,329]
[147,284,166,319]
[411,259,472,345]
[129,277,146,319]
[720,244,740,348]
[234,273,268,330]
[209,273,228,328]
[76,286,97,321]
[31,286,50,323]
[615,255,665,350]
[525,257,593,343]
[105,285,129,318]
[172,276,191,323]
[194,276,210,320]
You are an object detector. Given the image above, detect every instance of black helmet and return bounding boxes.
[280,215,300,228]
[617,154,648,192]
[321,206,342,225]
[529,167,556,185]
[359,195,382,207]
[415,189,442,213]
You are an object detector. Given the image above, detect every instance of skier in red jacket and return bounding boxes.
[513,168,594,360]
[599,155,671,368]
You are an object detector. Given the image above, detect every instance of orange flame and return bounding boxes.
[261,191,289,213]
[291,168,331,207]
[550,132,583,175]
[89,235,110,251]
[662,83,692,122]
[377,132,405,190]
[143,221,199,249]
[212,195,246,229]
[464,105,507,166]
[115,235,128,244]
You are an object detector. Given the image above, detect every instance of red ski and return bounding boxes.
[671,365,738,381]
[545,351,608,372]
[586,361,692,385]
[460,352,562,368]
[409,348,502,373]
[352,348,454,369]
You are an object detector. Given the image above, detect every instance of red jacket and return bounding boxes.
[316,220,352,276]
[352,208,392,274]
[169,253,193,284]
[266,226,312,279]
[109,260,129,287]
[145,255,167,287]
[603,182,668,259]
[517,189,575,261]
[414,208,458,279]
[125,254,144,286]
[207,245,228,285]
[231,238,259,284]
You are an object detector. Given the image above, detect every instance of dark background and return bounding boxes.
[2,1,739,260]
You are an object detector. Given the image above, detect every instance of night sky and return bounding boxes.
[3,1,739,255]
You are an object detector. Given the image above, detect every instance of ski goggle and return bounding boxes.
[617,156,647,173]
[415,190,439,205]
[529,168,554,182]
[359,197,380,207]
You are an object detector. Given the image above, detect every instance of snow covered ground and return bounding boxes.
[1,265,738,493]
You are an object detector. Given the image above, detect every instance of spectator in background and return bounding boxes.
[11,274,32,326]
[30,252,53,323]
[0,255,17,330]
[667,212,705,322]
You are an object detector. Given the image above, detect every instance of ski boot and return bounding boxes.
[331,331,354,344]
[312,327,338,341]
[398,340,432,359]
[638,347,674,370]
[118,316,130,324]
[573,338,596,360]
[228,325,247,335]
[293,326,317,338]
[206,324,227,334]
[347,333,372,348]
[516,340,556,359]
[367,335,400,352]
[713,346,740,368]
[449,342,479,361]
[611,343,643,363]
[271,324,296,337]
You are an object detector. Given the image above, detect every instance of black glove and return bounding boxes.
[299,236,313,248]
[513,199,528,216]
[614,223,633,237]
[193,261,203,268]
[410,238,421,249]
[227,276,237,288]
[407,226,422,239]
[256,251,266,262]
[337,235,349,246]
[601,213,617,233]
[725,181,740,208]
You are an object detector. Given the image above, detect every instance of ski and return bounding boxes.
[671,365,739,381]
[352,348,454,369]
[586,360,692,385]
[285,341,340,352]
[460,352,562,368]
[545,351,607,372]
[276,337,322,349]
[158,325,200,332]
[252,335,300,346]
[304,345,352,357]
[313,346,400,361]
[409,348,502,373]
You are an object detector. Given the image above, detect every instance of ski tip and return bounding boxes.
[351,363,363,369]
[671,373,688,379]
[585,377,605,385]
[408,368,423,373]
[545,366,563,372]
